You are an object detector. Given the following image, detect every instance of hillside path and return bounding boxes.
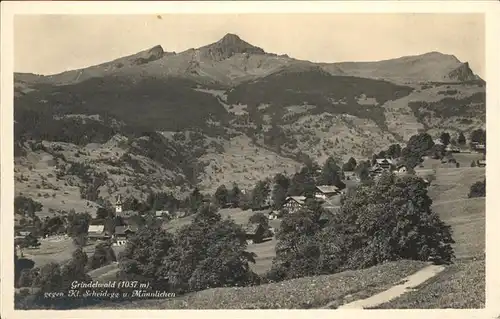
[331,264,445,309]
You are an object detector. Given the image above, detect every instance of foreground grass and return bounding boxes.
[94,260,427,309]
[432,197,485,259]
[372,258,484,309]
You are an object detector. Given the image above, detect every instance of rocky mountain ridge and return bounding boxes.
[13,33,486,216]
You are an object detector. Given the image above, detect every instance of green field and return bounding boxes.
[432,198,485,259]
[427,167,485,202]
[22,238,126,269]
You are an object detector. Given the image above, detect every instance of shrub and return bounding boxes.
[119,204,258,294]
[468,179,486,198]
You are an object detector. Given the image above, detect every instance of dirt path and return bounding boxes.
[332,264,445,309]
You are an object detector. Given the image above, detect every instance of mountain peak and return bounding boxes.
[200,33,266,61]
[218,33,244,43]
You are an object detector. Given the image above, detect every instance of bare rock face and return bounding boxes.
[132,45,166,65]
[446,62,480,82]
[200,33,266,62]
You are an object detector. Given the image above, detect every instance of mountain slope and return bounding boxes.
[322,52,482,84]
[13,33,486,213]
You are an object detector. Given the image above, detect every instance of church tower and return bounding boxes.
[115,194,123,214]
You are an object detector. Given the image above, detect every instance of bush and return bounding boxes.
[119,204,259,294]
[468,179,486,198]
[88,242,117,270]
[270,172,455,282]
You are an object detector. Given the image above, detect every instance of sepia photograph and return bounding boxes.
[1,2,497,316]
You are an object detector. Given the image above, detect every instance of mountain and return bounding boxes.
[322,51,482,84]
[13,33,485,216]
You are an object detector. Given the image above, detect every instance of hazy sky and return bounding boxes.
[14,13,485,76]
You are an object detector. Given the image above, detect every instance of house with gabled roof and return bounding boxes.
[282,196,306,213]
[374,158,394,170]
[88,224,110,241]
[314,185,342,200]
[114,225,138,241]
[394,164,408,175]
[243,223,266,244]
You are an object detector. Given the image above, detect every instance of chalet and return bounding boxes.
[314,185,342,200]
[283,196,306,213]
[14,235,27,247]
[114,225,138,241]
[243,224,266,244]
[475,144,486,154]
[478,159,486,167]
[88,225,110,241]
[19,231,32,237]
[268,210,280,220]
[374,158,394,170]
[155,210,169,219]
[369,166,385,178]
[394,165,408,175]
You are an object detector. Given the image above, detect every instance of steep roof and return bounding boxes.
[88,225,105,234]
[315,185,340,194]
[155,210,169,217]
[376,158,394,165]
[286,196,306,205]
[244,223,265,235]
[115,225,139,235]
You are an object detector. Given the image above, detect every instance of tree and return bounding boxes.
[268,204,324,281]
[272,173,290,209]
[96,207,112,220]
[440,132,451,146]
[41,216,65,237]
[327,173,454,269]
[288,166,316,197]
[88,242,117,270]
[14,196,43,218]
[249,212,269,230]
[214,185,229,208]
[251,180,271,210]
[21,234,41,249]
[120,204,258,293]
[408,132,434,154]
[118,224,176,286]
[468,179,486,198]
[66,212,91,237]
[187,188,204,214]
[342,157,357,172]
[33,262,63,294]
[320,156,342,187]
[66,212,91,247]
[227,183,242,208]
[386,144,402,159]
[470,129,486,145]
[355,161,371,182]
[458,132,466,145]
[18,269,35,288]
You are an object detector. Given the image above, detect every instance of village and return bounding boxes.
[13,132,486,273]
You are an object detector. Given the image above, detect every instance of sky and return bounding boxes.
[14,13,485,77]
